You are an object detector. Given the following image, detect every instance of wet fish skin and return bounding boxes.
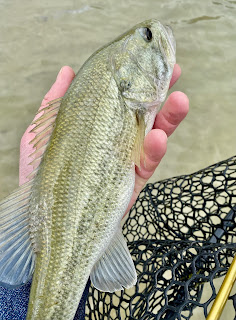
[28,19,176,320]
[0,20,176,320]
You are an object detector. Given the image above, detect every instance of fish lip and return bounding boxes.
[121,34,132,52]
[165,24,174,35]
[162,24,176,59]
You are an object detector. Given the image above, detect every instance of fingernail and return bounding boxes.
[57,67,64,80]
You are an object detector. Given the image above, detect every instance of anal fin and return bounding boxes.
[90,229,137,292]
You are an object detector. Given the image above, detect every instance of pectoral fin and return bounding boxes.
[90,229,137,292]
[0,181,35,288]
[131,111,146,168]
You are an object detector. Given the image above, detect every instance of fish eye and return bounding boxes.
[140,27,152,42]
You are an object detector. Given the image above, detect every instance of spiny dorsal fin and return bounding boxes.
[131,110,146,168]
[27,98,62,180]
[0,98,63,288]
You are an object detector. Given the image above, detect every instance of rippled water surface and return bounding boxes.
[0,0,235,318]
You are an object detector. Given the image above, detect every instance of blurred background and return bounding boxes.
[0,0,235,318]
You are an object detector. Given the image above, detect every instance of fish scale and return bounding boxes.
[0,19,176,319]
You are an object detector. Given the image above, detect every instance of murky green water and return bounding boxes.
[0,0,235,318]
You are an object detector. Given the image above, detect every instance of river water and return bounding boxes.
[0,0,235,318]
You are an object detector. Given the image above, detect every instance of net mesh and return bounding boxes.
[85,155,236,319]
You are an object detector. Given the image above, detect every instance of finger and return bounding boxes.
[137,129,167,180]
[133,64,181,180]
[19,66,75,185]
[40,66,75,110]
[125,129,167,214]
[169,64,181,88]
[154,91,189,137]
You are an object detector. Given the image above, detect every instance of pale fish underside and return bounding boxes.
[0,19,176,319]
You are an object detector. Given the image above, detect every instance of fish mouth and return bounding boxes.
[162,24,176,60]
[111,23,176,109]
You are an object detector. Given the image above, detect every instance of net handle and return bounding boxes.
[207,255,236,320]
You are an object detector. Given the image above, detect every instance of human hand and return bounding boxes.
[125,64,189,213]
[19,65,189,213]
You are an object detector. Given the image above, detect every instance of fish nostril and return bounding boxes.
[120,80,132,92]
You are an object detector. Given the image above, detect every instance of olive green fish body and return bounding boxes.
[27,51,138,319]
[0,19,176,320]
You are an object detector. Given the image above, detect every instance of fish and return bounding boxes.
[0,19,176,319]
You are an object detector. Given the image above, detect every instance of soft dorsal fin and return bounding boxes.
[27,97,62,180]
[90,229,137,292]
[131,111,146,168]
[0,181,35,288]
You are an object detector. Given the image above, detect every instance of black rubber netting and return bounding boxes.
[85,155,236,319]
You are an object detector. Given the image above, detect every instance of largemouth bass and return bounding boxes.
[0,19,176,319]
